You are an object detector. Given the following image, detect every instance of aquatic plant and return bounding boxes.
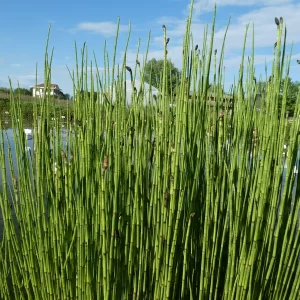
[0,1,299,299]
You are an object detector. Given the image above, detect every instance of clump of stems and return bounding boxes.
[0,1,299,299]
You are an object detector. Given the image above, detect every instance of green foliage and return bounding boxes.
[207,83,225,94]
[52,90,72,100]
[143,58,181,94]
[0,87,10,93]
[64,93,71,100]
[279,77,300,116]
[14,87,31,96]
[255,77,300,116]
[77,90,99,101]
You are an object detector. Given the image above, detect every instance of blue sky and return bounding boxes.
[0,0,299,96]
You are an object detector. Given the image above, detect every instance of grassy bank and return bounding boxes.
[0,1,299,299]
[0,95,73,128]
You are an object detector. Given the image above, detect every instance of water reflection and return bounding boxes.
[0,123,70,185]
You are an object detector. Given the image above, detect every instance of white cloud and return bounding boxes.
[191,0,294,16]
[121,2,300,94]
[160,4,300,51]
[144,3,300,68]
[223,54,274,69]
[42,2,300,95]
[11,64,21,67]
[75,22,129,37]
[207,4,300,62]
[153,20,205,47]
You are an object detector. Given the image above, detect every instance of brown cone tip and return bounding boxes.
[70,151,74,161]
[195,44,198,51]
[275,17,279,26]
[165,191,169,200]
[103,156,109,170]
[297,60,300,64]
[253,129,257,138]
[125,66,132,73]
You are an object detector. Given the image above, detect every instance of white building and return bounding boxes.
[32,83,61,98]
[109,79,159,106]
[73,80,159,105]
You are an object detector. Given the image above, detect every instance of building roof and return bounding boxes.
[35,83,59,88]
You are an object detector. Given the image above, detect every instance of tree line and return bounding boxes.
[0,87,71,100]
[1,58,297,113]
[254,77,300,116]
[142,59,299,117]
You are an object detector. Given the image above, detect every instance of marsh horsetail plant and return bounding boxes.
[0,0,300,299]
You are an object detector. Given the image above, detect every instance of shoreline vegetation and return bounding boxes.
[0,1,300,299]
[0,91,73,128]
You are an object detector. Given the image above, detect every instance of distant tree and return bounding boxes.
[207,84,225,94]
[256,81,267,95]
[254,77,300,116]
[14,87,31,96]
[279,77,300,116]
[64,93,71,100]
[143,58,181,94]
[0,87,10,93]
[54,90,72,100]
[77,89,98,101]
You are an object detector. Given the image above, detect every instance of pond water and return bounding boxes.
[0,125,70,238]
[0,125,70,184]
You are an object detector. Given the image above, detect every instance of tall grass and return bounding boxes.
[0,1,300,299]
